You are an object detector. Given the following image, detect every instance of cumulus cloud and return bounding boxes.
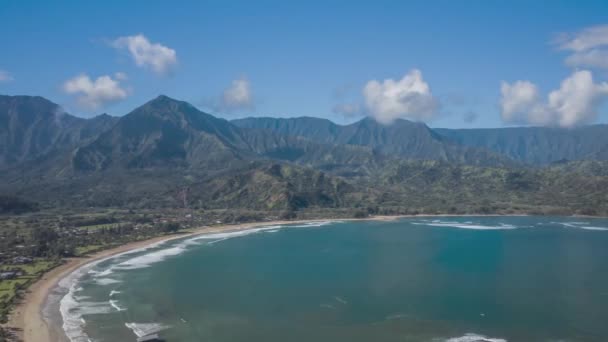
[218,77,254,112]
[363,69,439,124]
[565,49,608,70]
[63,73,129,109]
[557,24,608,70]
[500,70,608,127]
[112,34,177,75]
[0,70,13,82]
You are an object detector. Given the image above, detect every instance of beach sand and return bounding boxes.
[5,216,403,342]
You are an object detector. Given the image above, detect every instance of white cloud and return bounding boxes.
[114,72,128,81]
[557,24,608,70]
[500,80,542,124]
[557,25,608,52]
[363,69,439,124]
[565,49,608,69]
[219,77,254,111]
[63,73,129,109]
[500,70,608,127]
[112,34,177,75]
[0,70,13,82]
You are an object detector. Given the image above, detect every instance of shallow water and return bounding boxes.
[50,217,608,342]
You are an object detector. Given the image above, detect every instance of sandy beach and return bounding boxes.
[6,217,402,342]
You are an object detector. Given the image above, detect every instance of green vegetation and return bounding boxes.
[0,259,60,324]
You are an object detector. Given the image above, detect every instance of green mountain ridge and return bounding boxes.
[1,94,608,215]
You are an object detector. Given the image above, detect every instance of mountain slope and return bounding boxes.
[435,125,608,165]
[0,95,118,167]
[73,95,252,171]
[233,116,510,166]
[72,96,389,174]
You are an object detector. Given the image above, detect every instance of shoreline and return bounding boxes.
[5,213,592,342]
[7,216,402,342]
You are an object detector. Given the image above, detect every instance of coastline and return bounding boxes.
[3,213,561,342]
[7,216,401,342]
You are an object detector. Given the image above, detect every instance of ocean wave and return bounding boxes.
[94,278,121,286]
[580,226,608,231]
[59,257,111,342]
[114,245,187,271]
[554,222,608,231]
[109,299,127,311]
[413,221,518,230]
[290,220,339,228]
[125,322,170,338]
[444,333,507,342]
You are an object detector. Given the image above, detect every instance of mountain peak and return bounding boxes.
[145,94,185,108]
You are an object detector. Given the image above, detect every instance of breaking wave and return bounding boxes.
[443,333,507,342]
[413,220,518,230]
[554,221,608,231]
[125,322,170,338]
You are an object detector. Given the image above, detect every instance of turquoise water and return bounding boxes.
[54,217,608,342]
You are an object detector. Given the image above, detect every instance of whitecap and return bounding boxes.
[444,333,507,342]
[95,278,121,286]
[385,313,406,320]
[556,222,608,231]
[580,226,608,231]
[109,299,126,312]
[413,221,517,230]
[334,296,348,304]
[114,245,187,271]
[125,322,170,338]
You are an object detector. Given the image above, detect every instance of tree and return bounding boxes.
[161,222,181,234]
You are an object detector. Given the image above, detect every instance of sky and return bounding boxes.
[1,0,608,128]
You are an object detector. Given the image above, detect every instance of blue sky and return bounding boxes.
[1,0,608,128]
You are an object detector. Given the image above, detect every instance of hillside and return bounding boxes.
[435,125,608,165]
[233,117,510,166]
[0,95,118,167]
[1,94,608,215]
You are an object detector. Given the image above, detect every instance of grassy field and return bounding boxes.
[0,259,60,322]
[75,244,106,256]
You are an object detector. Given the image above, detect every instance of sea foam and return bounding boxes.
[555,222,608,231]
[109,299,126,311]
[444,333,507,342]
[125,322,170,337]
[413,221,518,230]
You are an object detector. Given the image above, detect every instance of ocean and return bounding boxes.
[45,217,608,342]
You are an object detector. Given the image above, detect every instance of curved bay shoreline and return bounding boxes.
[13,212,603,342]
[7,216,406,342]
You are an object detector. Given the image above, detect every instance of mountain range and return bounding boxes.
[1,94,608,215]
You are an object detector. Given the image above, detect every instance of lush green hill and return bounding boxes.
[2,94,608,216]
[370,160,608,216]
[233,116,510,166]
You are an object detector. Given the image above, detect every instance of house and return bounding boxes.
[0,271,18,280]
[12,256,33,264]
